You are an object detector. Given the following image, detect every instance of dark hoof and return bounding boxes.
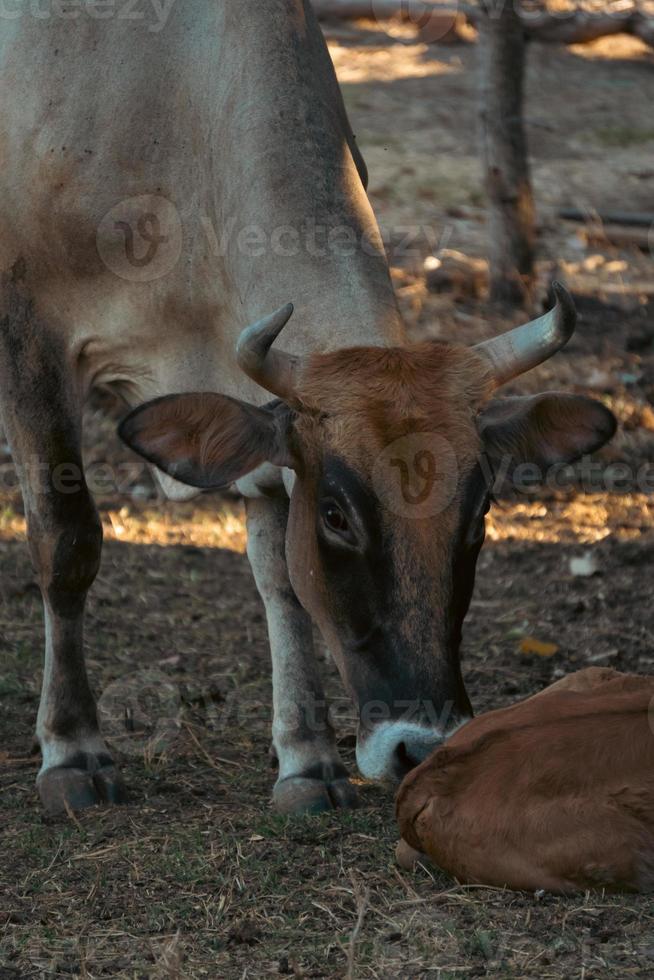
[37,756,128,814]
[93,765,129,806]
[273,772,359,815]
[37,767,99,813]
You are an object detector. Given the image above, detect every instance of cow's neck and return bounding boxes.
[229,236,404,356]
[222,132,404,354]
[217,3,405,354]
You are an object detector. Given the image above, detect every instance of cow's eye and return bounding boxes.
[320,499,350,537]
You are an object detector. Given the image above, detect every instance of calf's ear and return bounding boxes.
[119,393,294,489]
[479,393,617,471]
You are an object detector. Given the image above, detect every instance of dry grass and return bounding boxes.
[2,472,654,977]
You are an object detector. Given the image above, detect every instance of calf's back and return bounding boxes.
[396,669,654,893]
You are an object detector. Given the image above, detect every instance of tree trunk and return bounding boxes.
[477,2,535,308]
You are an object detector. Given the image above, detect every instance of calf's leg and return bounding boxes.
[0,287,125,812]
[246,496,358,813]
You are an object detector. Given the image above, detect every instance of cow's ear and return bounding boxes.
[119,393,294,489]
[479,393,617,471]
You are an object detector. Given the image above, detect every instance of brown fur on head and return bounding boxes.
[294,342,494,464]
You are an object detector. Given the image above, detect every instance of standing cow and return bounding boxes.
[0,0,615,814]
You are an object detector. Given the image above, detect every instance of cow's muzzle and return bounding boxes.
[355,718,470,782]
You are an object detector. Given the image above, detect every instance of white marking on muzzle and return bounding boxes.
[356,718,469,780]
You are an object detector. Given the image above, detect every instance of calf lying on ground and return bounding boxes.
[395,668,654,893]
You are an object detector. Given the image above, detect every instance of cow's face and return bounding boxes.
[280,344,491,779]
[120,293,616,780]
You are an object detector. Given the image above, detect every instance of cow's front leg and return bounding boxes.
[246,497,358,814]
[0,304,126,813]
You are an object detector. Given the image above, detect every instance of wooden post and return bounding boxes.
[477,1,535,307]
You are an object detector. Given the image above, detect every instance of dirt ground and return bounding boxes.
[2,20,654,980]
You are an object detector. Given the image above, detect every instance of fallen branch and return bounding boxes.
[560,208,654,228]
[312,0,472,43]
[578,223,653,252]
[312,1,654,49]
[517,8,635,44]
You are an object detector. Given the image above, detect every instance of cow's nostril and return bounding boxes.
[395,740,422,774]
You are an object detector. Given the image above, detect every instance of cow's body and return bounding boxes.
[0,1,617,814]
[0,0,394,413]
[396,668,654,893]
[0,0,404,812]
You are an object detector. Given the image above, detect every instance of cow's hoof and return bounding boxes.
[92,765,129,805]
[273,774,359,814]
[37,756,128,814]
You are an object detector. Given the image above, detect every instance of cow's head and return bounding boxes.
[119,285,616,780]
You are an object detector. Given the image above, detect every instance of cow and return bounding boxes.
[0,0,616,815]
[396,668,654,893]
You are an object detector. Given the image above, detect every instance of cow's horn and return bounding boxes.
[236,303,299,400]
[474,282,576,389]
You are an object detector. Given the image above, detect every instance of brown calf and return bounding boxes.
[396,668,654,893]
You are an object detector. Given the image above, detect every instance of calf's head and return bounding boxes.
[119,285,616,780]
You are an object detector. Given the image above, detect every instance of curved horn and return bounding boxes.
[235,303,300,400]
[474,282,577,389]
